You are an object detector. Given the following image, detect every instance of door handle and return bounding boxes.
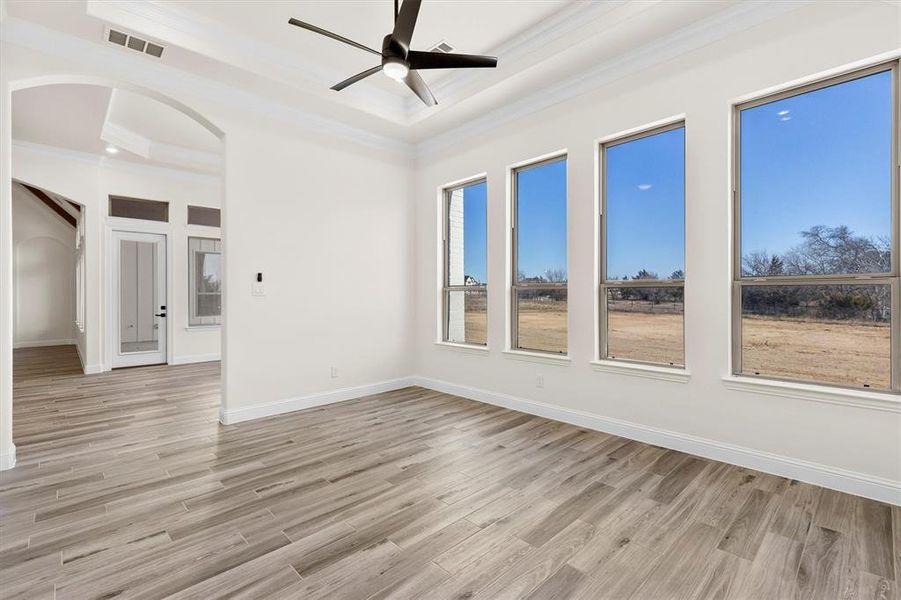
[154,313,167,318]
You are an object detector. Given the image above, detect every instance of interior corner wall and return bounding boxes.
[11,183,76,347]
[219,121,415,422]
[412,1,901,500]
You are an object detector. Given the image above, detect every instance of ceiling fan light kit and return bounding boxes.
[288,0,497,107]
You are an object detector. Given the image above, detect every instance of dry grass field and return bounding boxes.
[516,298,567,354]
[465,299,890,389]
[742,315,890,390]
[607,311,684,366]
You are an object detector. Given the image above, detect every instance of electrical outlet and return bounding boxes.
[330,366,338,379]
[536,374,544,388]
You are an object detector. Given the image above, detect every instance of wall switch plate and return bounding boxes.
[252,282,265,296]
[330,366,338,378]
[536,374,544,388]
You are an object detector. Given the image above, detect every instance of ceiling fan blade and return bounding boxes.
[391,0,421,52]
[404,70,437,107]
[331,66,383,91]
[407,51,497,70]
[288,18,381,56]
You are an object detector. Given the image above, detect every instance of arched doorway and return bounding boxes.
[1,77,226,470]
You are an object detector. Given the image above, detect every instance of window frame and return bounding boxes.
[731,60,901,393]
[441,177,488,346]
[511,153,569,355]
[599,120,687,368]
[187,236,222,328]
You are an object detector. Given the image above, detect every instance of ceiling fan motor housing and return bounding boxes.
[382,34,407,66]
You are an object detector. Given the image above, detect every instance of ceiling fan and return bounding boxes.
[288,0,497,107]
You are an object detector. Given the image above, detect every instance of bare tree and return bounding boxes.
[743,251,784,277]
[741,225,890,321]
[543,268,567,283]
[782,225,890,275]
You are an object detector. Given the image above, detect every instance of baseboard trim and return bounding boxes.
[170,353,221,365]
[13,339,75,349]
[0,444,16,471]
[74,343,102,375]
[410,376,901,506]
[219,377,417,425]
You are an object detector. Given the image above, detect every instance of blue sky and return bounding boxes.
[461,181,487,283]
[459,69,891,285]
[606,127,685,280]
[516,158,568,280]
[741,70,892,258]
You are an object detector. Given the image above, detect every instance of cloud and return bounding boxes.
[777,109,790,116]
[637,184,652,191]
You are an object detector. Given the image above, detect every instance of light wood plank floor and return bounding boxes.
[2,345,898,599]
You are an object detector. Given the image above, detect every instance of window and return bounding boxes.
[187,205,221,227]
[188,237,221,326]
[442,179,487,345]
[601,123,685,367]
[512,155,567,354]
[733,62,899,392]
[109,196,169,222]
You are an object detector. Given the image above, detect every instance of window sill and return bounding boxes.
[185,325,221,331]
[722,375,901,413]
[502,350,571,366]
[434,341,489,355]
[590,360,690,383]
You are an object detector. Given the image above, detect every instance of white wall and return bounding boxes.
[11,182,75,347]
[219,120,413,422]
[412,2,901,501]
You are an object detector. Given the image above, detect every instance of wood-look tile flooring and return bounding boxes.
[2,345,898,599]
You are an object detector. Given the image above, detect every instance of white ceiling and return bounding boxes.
[12,84,113,155]
[3,0,810,152]
[12,84,221,173]
[178,0,572,96]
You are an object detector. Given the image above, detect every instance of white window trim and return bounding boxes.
[722,375,901,414]
[434,341,490,355]
[502,349,571,366]
[590,359,691,383]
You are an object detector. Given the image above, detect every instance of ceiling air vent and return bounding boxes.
[105,27,165,59]
[429,40,454,53]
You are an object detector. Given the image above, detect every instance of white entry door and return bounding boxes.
[112,231,167,368]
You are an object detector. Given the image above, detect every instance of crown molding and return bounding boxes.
[86,0,406,123]
[405,0,634,117]
[12,139,222,185]
[1,17,415,158]
[415,0,812,157]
